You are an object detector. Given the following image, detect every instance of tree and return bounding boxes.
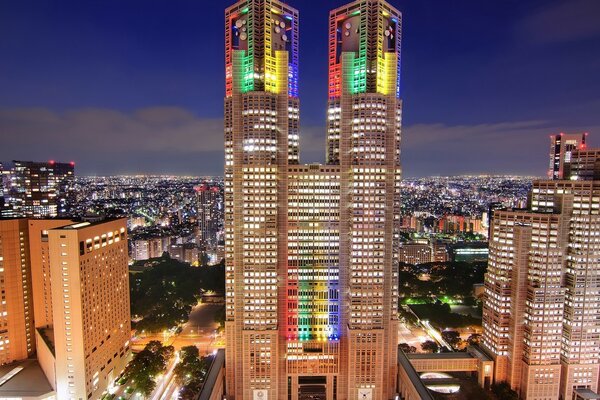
[399,343,417,353]
[491,382,518,400]
[421,340,439,353]
[173,346,209,398]
[122,341,174,397]
[467,333,482,346]
[441,330,461,347]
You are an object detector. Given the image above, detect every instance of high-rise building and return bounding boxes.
[548,133,587,180]
[0,218,131,398]
[224,0,401,398]
[196,184,221,248]
[482,141,600,399]
[0,219,36,365]
[39,219,131,400]
[0,160,75,218]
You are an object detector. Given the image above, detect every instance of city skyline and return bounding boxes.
[1,0,599,177]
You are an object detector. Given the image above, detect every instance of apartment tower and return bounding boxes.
[224,1,401,399]
[482,144,600,399]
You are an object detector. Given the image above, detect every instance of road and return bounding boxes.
[132,303,224,354]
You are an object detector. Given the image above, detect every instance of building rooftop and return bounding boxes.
[54,217,125,230]
[408,352,476,360]
[197,349,225,400]
[574,389,600,400]
[398,349,435,400]
[0,359,54,398]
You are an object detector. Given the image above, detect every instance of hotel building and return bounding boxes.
[482,143,600,399]
[224,0,401,399]
[42,219,131,400]
[0,218,131,400]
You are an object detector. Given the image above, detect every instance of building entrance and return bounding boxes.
[298,376,327,400]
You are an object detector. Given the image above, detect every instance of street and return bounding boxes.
[131,303,224,354]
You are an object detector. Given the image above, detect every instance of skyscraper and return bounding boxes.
[196,184,221,249]
[0,160,75,218]
[482,139,600,399]
[0,219,36,365]
[224,1,401,398]
[548,133,587,180]
[43,219,131,400]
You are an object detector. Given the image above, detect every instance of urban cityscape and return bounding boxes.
[0,1,599,400]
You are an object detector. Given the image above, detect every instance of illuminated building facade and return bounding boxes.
[43,219,131,400]
[0,218,131,398]
[196,184,221,248]
[0,160,75,218]
[548,133,587,180]
[0,219,36,365]
[224,0,401,399]
[482,144,600,399]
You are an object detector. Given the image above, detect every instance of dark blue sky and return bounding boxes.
[1,0,599,176]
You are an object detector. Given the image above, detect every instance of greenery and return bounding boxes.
[421,340,439,353]
[441,330,461,347]
[467,333,482,346]
[173,346,210,400]
[122,341,174,397]
[409,302,481,330]
[130,254,225,332]
[398,261,486,299]
[491,382,519,400]
[399,343,417,353]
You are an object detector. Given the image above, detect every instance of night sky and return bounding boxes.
[1,0,599,177]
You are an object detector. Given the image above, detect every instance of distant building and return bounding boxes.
[451,245,488,263]
[168,243,199,264]
[399,241,449,265]
[195,184,220,249]
[437,215,484,235]
[0,160,75,218]
[131,236,169,260]
[432,241,449,263]
[548,132,587,179]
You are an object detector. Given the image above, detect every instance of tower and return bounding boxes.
[224,1,401,399]
[482,137,600,399]
[327,1,402,398]
[47,219,131,400]
[225,1,299,398]
[548,132,587,180]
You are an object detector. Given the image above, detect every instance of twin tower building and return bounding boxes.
[224,0,402,399]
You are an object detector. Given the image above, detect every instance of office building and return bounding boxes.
[224,0,401,398]
[0,160,75,218]
[548,133,587,180]
[482,141,600,399]
[398,242,432,265]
